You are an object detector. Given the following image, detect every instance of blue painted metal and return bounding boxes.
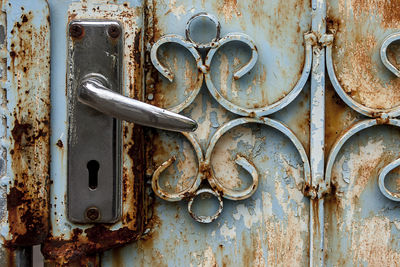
[0,0,50,248]
[150,14,311,224]
[310,0,326,266]
[323,1,400,266]
[105,0,313,266]
[0,0,399,266]
[43,0,148,264]
[0,0,50,265]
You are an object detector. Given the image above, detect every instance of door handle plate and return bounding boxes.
[67,20,123,223]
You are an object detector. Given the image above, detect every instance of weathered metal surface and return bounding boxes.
[67,20,124,224]
[0,0,51,250]
[309,1,326,266]
[149,14,308,223]
[43,0,146,264]
[324,0,400,266]
[103,0,312,265]
[327,0,400,112]
[0,0,395,265]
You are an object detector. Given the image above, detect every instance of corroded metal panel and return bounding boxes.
[103,0,313,265]
[0,0,51,249]
[323,1,400,266]
[43,0,146,264]
[0,0,397,265]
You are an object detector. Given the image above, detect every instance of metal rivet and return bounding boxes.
[108,25,121,38]
[86,207,100,221]
[69,24,83,38]
[147,93,154,101]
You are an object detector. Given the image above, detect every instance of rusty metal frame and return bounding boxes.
[0,0,51,264]
[0,0,51,251]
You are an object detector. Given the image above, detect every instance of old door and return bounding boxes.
[0,0,400,266]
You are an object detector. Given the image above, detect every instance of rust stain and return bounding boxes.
[217,0,241,22]
[334,33,400,109]
[328,1,400,110]
[138,0,311,266]
[350,0,400,28]
[325,129,400,265]
[324,79,359,154]
[43,2,146,264]
[311,199,320,235]
[63,254,100,267]
[144,0,161,108]
[127,201,166,267]
[42,226,142,265]
[6,8,51,247]
[240,232,266,266]
[375,115,390,125]
[286,89,310,156]
[150,45,201,110]
[56,139,63,148]
[249,0,308,105]
[5,248,16,267]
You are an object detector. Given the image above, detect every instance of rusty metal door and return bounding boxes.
[1,0,400,266]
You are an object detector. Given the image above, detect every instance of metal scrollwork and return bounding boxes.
[381,32,400,78]
[379,158,400,202]
[150,13,312,223]
[325,32,400,200]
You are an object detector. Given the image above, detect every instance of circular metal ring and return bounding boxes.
[185,12,221,49]
[187,188,223,223]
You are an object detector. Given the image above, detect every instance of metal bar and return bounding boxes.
[310,0,326,266]
[16,247,33,267]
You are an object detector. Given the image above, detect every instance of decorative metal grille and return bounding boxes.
[150,13,314,223]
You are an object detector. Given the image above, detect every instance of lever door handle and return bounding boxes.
[77,75,198,132]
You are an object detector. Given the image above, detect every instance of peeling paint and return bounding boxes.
[329,0,400,110]
[1,0,396,266]
[325,125,400,266]
[102,0,312,265]
[43,0,146,264]
[1,0,51,248]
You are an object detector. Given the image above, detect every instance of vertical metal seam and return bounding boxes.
[310,0,326,266]
[0,3,10,265]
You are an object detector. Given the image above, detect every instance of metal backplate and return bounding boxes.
[67,20,122,223]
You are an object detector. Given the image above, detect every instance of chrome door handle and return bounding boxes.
[77,74,197,132]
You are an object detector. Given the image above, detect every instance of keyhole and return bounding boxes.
[87,160,99,189]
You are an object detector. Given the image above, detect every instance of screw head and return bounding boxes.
[69,24,83,38]
[86,207,100,221]
[108,25,121,38]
